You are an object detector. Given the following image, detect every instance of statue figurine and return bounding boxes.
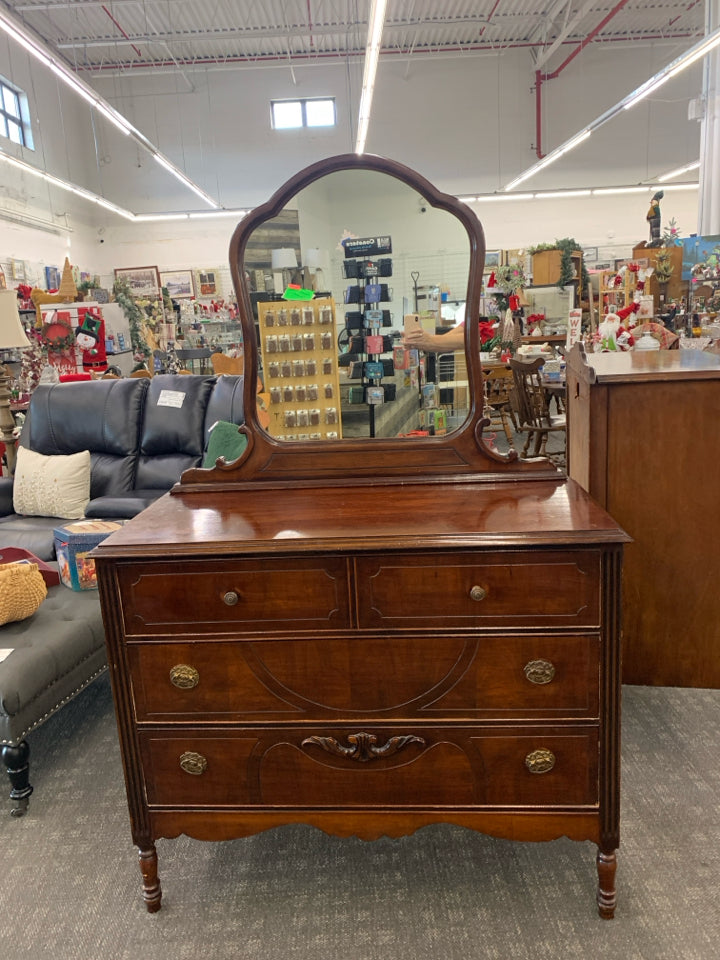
[646,190,664,247]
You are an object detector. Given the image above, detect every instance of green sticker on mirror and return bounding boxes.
[283,286,314,300]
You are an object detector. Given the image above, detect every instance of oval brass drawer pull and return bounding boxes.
[169,664,200,689]
[524,659,556,685]
[179,751,207,776]
[525,748,556,774]
[222,591,239,606]
[469,585,487,602]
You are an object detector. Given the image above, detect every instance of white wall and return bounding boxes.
[0,35,706,288]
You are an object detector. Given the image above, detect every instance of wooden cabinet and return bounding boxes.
[566,344,720,687]
[94,481,625,916]
[532,249,583,300]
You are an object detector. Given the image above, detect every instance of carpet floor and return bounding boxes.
[2,676,718,960]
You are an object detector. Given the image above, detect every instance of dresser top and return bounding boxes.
[568,346,720,385]
[93,478,628,559]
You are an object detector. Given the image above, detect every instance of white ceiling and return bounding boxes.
[2,1,707,75]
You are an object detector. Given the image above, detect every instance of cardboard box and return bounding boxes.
[53,520,124,591]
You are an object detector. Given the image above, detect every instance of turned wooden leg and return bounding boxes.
[596,848,617,919]
[138,844,162,912]
[1,741,33,817]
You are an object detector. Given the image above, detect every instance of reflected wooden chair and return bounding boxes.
[210,352,244,375]
[129,368,152,378]
[509,356,566,459]
[483,366,518,445]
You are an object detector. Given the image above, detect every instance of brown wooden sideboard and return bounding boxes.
[566,344,720,687]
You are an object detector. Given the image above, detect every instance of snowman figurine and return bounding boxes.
[74,313,108,374]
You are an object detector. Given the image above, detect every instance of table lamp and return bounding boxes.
[271,248,298,293]
[0,289,31,474]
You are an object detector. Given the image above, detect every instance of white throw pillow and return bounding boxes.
[13,447,91,520]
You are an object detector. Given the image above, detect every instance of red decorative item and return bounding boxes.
[509,294,520,311]
[627,262,640,273]
[478,320,497,344]
[616,302,639,321]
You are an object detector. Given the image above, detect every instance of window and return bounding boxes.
[0,77,33,149]
[271,98,336,130]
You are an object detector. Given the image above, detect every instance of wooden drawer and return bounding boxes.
[129,634,599,721]
[116,557,351,636]
[140,725,599,808]
[355,551,600,629]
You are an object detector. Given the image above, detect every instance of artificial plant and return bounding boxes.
[528,238,591,294]
[113,277,152,367]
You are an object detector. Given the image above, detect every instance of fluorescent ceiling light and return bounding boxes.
[474,193,535,202]
[153,153,220,208]
[0,6,218,202]
[0,148,136,219]
[658,160,701,182]
[592,186,650,195]
[624,27,720,110]
[535,190,592,198]
[504,26,720,193]
[188,210,247,219]
[355,0,388,155]
[662,183,699,191]
[457,196,478,203]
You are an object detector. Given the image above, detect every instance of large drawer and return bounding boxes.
[140,725,599,808]
[116,557,351,636]
[355,551,600,629]
[129,634,599,721]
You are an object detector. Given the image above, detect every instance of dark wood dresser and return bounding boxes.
[94,477,626,916]
[566,344,720,687]
[93,153,627,918]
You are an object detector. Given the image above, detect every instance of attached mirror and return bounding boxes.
[242,168,471,441]
[179,154,557,486]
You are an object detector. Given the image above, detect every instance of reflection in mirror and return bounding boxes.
[241,169,471,441]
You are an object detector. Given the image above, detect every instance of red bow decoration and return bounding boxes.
[627,262,640,273]
[509,294,520,311]
[478,320,497,344]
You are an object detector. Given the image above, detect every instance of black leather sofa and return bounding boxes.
[0,373,244,813]
[0,373,245,560]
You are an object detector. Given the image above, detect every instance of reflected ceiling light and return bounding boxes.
[355,0,388,155]
[658,160,701,182]
[592,186,650,195]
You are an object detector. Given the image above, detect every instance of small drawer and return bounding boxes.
[129,634,598,721]
[355,551,600,629]
[117,557,351,636]
[139,725,598,808]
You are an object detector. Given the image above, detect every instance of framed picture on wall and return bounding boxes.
[45,265,60,290]
[196,269,221,297]
[114,266,161,298]
[484,251,501,271]
[160,270,195,299]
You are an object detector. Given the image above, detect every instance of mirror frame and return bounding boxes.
[179,153,555,488]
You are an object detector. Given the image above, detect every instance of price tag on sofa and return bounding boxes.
[157,390,186,408]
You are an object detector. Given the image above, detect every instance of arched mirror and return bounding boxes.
[180,154,556,486]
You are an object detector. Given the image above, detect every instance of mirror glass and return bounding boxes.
[240,168,472,441]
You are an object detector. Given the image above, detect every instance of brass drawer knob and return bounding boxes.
[524,659,556,685]
[179,751,207,776]
[169,664,200,689]
[469,585,487,602]
[223,591,239,606]
[525,748,556,774]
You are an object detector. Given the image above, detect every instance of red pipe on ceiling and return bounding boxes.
[534,0,632,158]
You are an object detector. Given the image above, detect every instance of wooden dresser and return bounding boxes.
[94,478,626,916]
[566,345,720,687]
[93,153,627,918]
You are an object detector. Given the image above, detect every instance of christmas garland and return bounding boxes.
[41,317,75,351]
[529,238,591,293]
[112,278,151,362]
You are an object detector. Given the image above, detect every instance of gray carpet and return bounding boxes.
[1,677,718,960]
